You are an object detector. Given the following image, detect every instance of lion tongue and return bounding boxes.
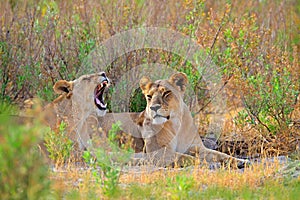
[95,98,101,105]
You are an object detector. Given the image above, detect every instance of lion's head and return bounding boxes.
[139,72,188,125]
[44,72,110,150]
[53,72,109,116]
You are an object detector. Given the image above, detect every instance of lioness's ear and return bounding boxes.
[140,76,152,93]
[53,80,73,96]
[169,72,188,93]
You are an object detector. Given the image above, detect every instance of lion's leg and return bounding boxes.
[131,150,196,167]
[188,146,249,168]
[173,152,197,167]
[130,148,178,166]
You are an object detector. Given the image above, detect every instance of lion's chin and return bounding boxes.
[152,117,168,125]
[96,109,107,117]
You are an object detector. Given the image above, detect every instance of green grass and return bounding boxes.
[73,173,299,200]
[48,159,300,199]
[198,180,300,200]
[114,176,300,200]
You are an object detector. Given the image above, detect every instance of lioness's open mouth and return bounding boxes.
[94,80,108,110]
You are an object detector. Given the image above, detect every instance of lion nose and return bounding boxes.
[100,72,106,78]
[150,104,161,112]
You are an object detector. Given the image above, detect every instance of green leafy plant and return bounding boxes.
[166,175,196,200]
[236,68,299,134]
[83,121,133,198]
[129,88,147,112]
[0,41,11,103]
[0,103,51,199]
[44,121,74,164]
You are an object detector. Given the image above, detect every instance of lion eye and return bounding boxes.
[146,95,152,100]
[163,91,171,98]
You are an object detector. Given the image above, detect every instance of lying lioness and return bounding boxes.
[99,72,249,167]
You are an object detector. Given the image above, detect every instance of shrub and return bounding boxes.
[44,121,74,165]
[237,68,299,134]
[83,121,133,198]
[0,103,51,199]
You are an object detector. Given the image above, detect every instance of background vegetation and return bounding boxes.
[0,0,299,199]
[1,0,299,156]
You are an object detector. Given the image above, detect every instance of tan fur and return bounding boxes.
[43,72,109,151]
[97,112,145,152]
[43,73,144,154]
[132,72,248,167]
[43,71,248,167]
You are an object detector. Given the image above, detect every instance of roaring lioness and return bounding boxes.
[131,72,248,167]
[43,72,109,150]
[42,72,145,154]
